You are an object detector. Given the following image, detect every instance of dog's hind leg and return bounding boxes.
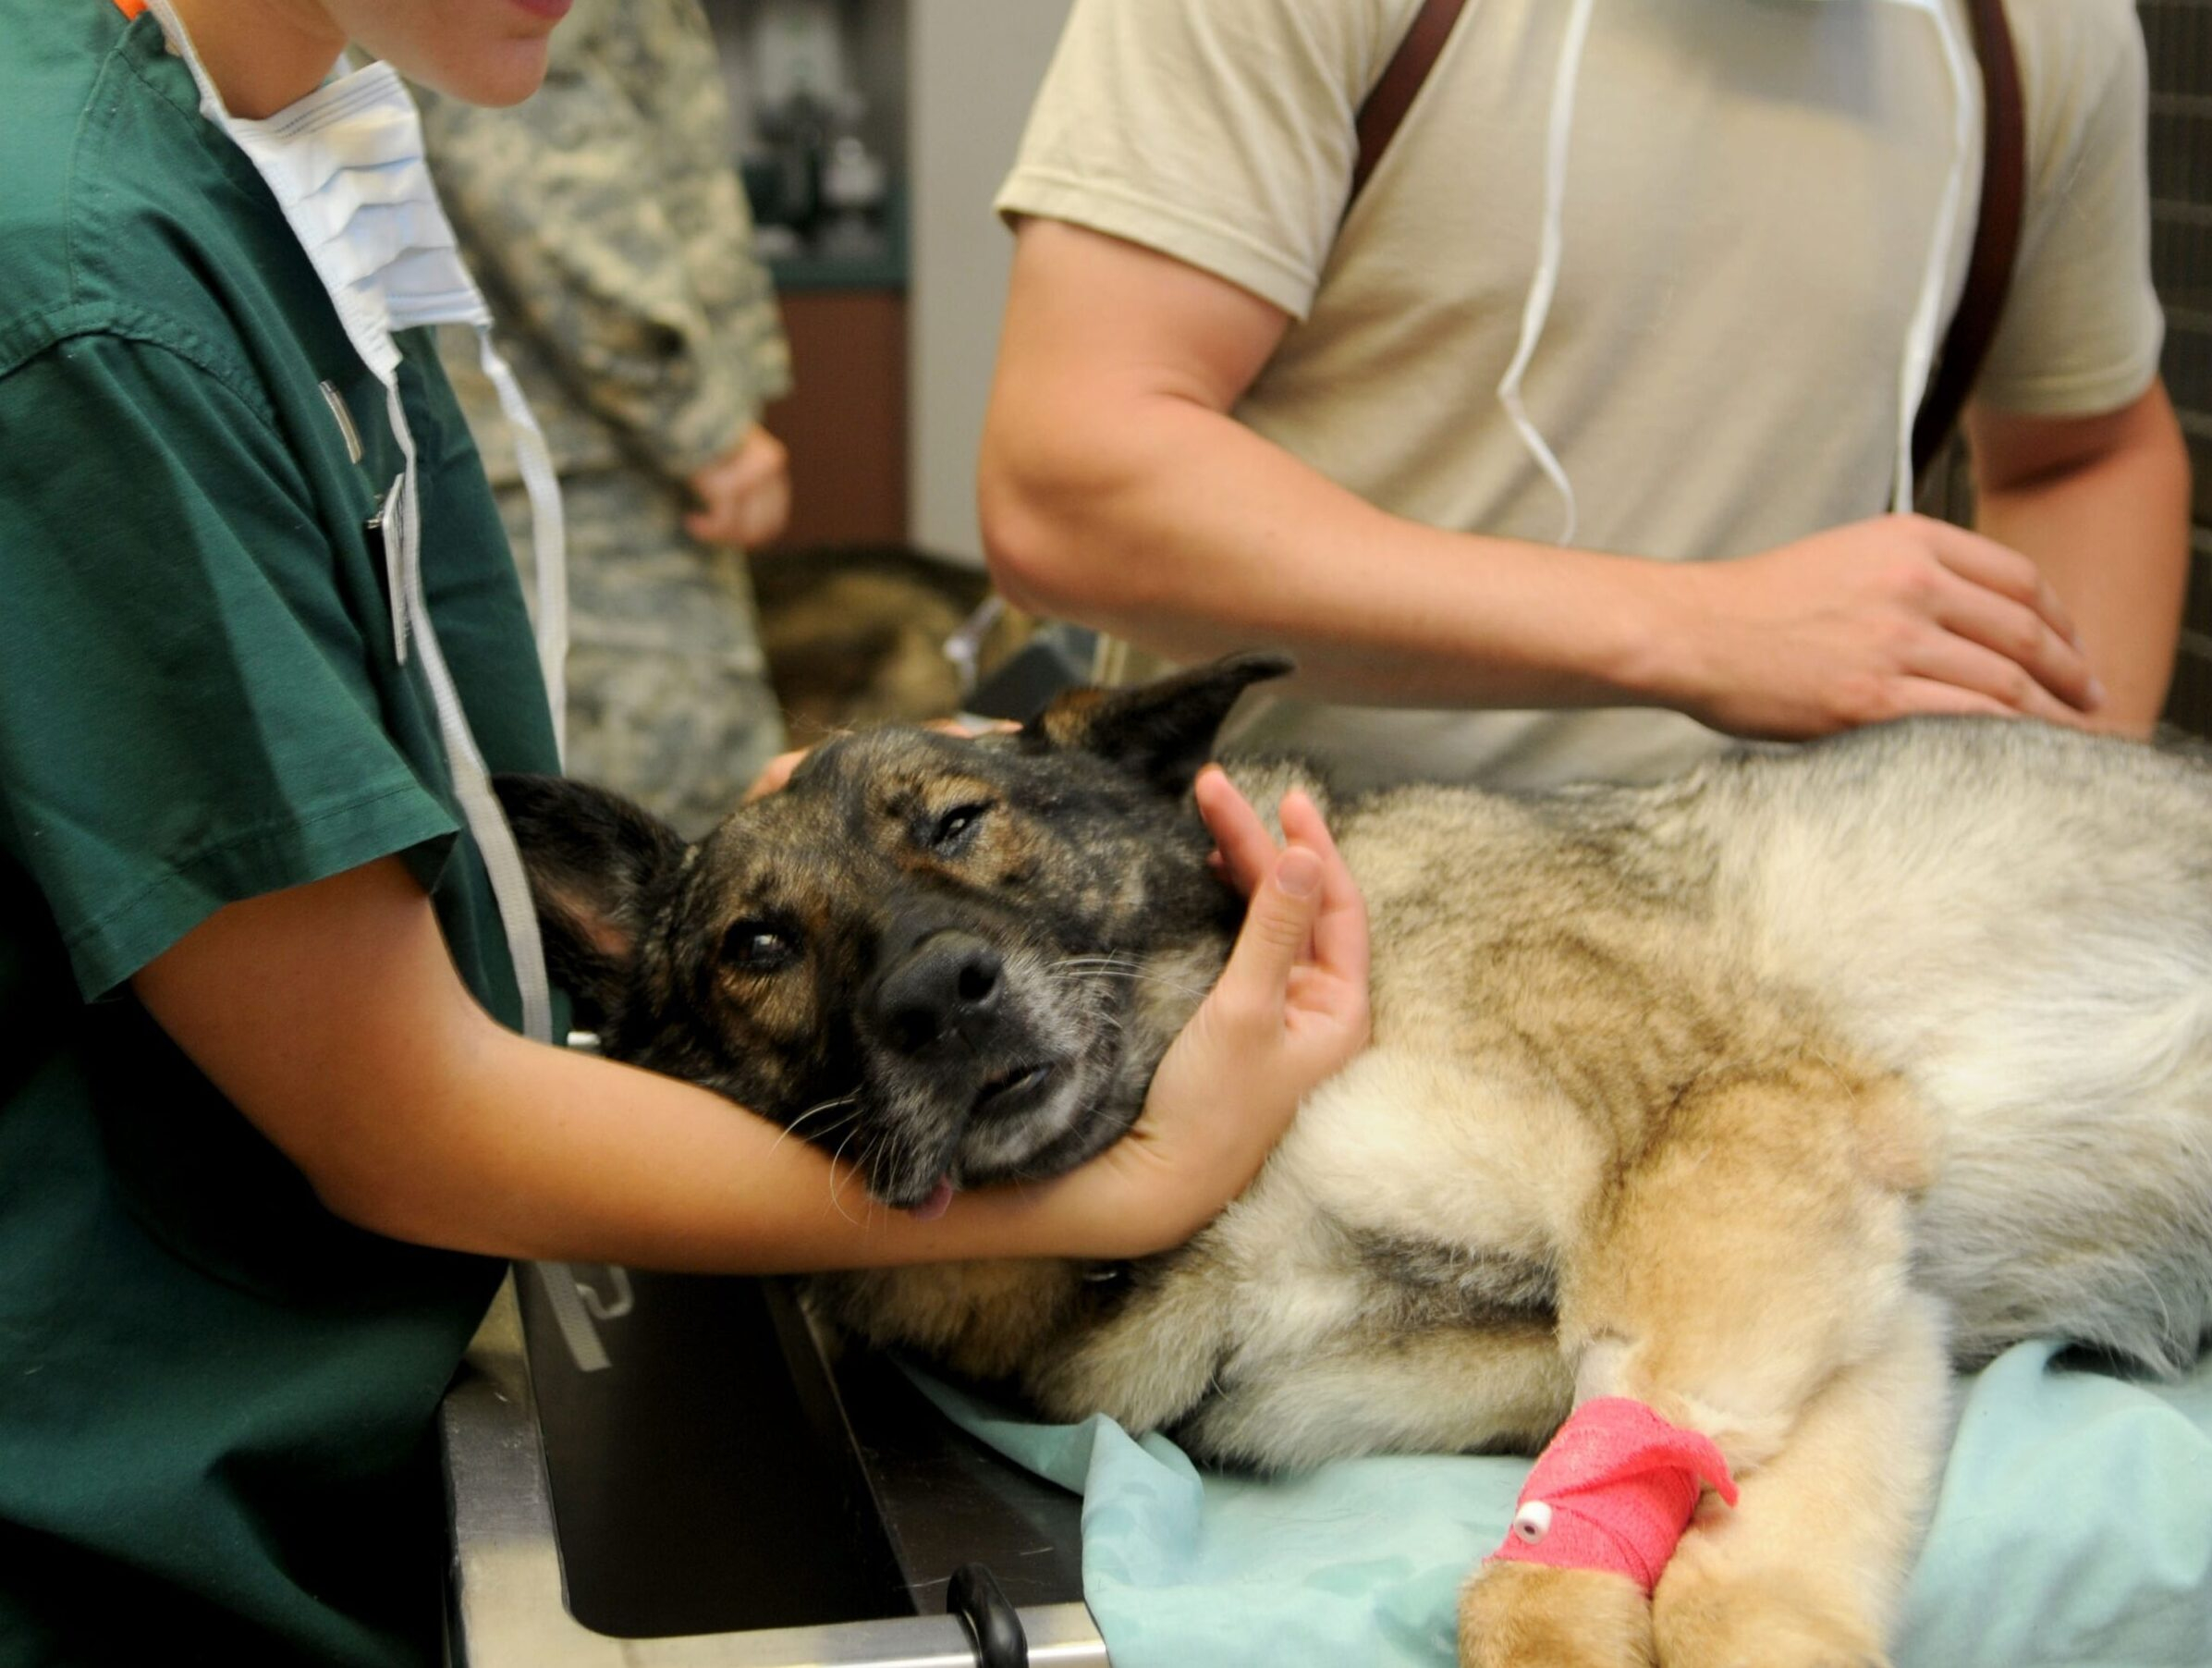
[1459,1058,1936,1668]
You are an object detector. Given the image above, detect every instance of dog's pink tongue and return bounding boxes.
[907,1177,956,1222]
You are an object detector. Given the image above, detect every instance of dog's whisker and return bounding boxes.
[771,1108,859,1160]
[1044,955,1216,1002]
[768,1093,862,1158]
[1053,947,1158,973]
[1060,965,1215,1003]
[826,1124,866,1227]
[791,1091,862,1127]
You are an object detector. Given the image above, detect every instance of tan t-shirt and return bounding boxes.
[997,0,2163,791]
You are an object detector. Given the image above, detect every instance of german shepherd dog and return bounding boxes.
[498,656,2212,1668]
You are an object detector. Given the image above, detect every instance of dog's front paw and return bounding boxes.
[1458,1561,1654,1668]
[1653,1548,1888,1668]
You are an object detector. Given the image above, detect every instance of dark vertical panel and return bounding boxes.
[2144,0,2212,736]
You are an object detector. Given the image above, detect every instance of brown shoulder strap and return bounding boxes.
[1350,0,1469,206]
[1912,0,2025,483]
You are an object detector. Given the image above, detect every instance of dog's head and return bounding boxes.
[498,654,1292,1214]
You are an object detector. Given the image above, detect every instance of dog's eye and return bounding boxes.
[928,802,990,852]
[721,919,799,973]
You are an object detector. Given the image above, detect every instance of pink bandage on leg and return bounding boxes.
[1485,1397,1739,1593]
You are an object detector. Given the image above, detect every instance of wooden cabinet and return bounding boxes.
[764,288,909,550]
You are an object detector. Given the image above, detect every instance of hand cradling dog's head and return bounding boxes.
[497,653,1293,1215]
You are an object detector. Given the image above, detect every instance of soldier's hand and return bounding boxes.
[1658,515,2102,737]
[686,423,791,550]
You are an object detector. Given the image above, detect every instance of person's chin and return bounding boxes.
[431,37,554,107]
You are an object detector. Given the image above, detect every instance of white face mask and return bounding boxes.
[1500,0,1976,542]
[141,0,568,1047]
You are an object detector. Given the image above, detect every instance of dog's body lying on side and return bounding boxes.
[502,656,2212,1668]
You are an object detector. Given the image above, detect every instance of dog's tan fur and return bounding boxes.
[506,659,2212,1667]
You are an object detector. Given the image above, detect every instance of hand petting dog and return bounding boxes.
[1060,764,1371,1258]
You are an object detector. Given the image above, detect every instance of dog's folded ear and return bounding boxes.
[1024,651,1293,793]
[493,773,685,1025]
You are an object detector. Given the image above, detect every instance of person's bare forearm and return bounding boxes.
[345,1014,1165,1271]
[130,860,1028,1272]
[984,384,1672,712]
[983,381,2103,733]
[1970,386,2190,735]
[137,871,1207,1271]
[979,220,2096,736]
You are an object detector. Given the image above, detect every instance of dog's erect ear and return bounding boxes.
[1024,651,1293,793]
[494,773,685,1022]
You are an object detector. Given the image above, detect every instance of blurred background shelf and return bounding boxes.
[700,0,1075,559]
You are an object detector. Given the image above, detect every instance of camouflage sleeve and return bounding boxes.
[645,0,792,414]
[733,231,792,410]
[420,0,786,483]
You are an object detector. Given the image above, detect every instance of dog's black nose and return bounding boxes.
[873,932,1005,1055]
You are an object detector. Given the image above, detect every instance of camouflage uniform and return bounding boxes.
[417,0,792,836]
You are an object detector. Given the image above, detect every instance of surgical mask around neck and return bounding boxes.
[1500,0,1976,541]
[140,0,568,1047]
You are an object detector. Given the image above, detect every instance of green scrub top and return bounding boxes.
[0,6,563,1662]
